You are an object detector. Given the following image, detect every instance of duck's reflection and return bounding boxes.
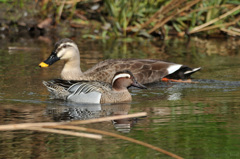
[165,85,183,101]
[45,103,137,133]
[146,82,183,101]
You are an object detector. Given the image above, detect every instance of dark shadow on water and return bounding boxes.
[145,79,240,90]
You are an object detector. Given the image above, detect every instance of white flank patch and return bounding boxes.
[67,92,102,104]
[112,73,131,85]
[167,64,182,74]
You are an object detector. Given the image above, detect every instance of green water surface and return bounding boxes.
[0,36,240,159]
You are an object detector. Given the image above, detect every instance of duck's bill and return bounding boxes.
[39,62,49,67]
[39,52,60,67]
[131,81,147,89]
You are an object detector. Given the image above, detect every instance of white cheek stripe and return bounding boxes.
[59,42,76,48]
[167,64,182,74]
[112,73,130,85]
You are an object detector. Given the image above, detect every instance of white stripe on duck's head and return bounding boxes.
[39,38,79,67]
[111,70,147,91]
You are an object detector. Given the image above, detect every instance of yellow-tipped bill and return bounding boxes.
[39,62,49,67]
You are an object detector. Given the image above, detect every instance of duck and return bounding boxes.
[42,70,146,104]
[39,38,201,84]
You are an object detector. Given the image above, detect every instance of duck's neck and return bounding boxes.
[61,57,84,80]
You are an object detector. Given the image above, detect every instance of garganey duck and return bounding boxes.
[43,70,146,104]
[39,38,201,84]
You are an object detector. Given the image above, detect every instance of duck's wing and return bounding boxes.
[66,81,111,104]
[84,59,200,84]
[83,59,168,83]
[50,79,111,91]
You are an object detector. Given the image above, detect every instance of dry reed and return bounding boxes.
[0,112,183,158]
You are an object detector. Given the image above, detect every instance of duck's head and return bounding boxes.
[39,38,79,67]
[112,70,147,91]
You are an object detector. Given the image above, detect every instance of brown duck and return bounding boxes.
[39,38,201,84]
[42,70,146,104]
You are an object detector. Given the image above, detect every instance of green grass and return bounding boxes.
[1,0,240,38]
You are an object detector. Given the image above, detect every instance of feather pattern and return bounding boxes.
[39,38,201,84]
[42,70,144,104]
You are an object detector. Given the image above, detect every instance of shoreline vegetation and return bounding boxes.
[0,0,239,39]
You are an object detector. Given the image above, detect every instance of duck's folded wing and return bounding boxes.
[50,79,88,88]
[67,83,103,104]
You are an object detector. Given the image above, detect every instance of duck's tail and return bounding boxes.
[164,66,201,80]
[184,67,201,76]
[43,81,69,99]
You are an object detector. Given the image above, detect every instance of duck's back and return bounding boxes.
[84,59,177,84]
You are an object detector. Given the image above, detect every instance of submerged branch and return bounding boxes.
[0,122,64,131]
[49,125,184,159]
[0,112,147,131]
[0,112,184,158]
[69,112,147,125]
[26,127,102,140]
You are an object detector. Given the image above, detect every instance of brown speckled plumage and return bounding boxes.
[39,38,201,84]
[83,59,172,84]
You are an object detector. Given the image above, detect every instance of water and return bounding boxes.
[0,36,240,158]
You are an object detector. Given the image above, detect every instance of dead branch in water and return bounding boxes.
[26,127,102,140]
[49,125,184,159]
[0,112,183,159]
[0,112,147,131]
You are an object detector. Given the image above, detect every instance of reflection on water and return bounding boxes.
[0,36,240,158]
[46,103,134,133]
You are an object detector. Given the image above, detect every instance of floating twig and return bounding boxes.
[0,112,183,158]
[0,122,64,131]
[49,125,184,159]
[26,127,102,140]
[0,112,147,131]
[69,112,147,125]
